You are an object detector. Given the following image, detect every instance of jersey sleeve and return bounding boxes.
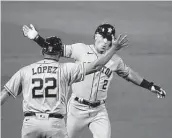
[4,69,23,98]
[115,58,130,78]
[63,44,73,58]
[65,62,85,85]
[63,43,84,60]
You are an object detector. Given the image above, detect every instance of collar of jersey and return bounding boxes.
[36,58,59,64]
[44,58,59,62]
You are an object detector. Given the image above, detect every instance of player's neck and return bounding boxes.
[43,54,60,62]
[44,58,59,62]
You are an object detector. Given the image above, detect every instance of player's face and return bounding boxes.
[94,34,111,54]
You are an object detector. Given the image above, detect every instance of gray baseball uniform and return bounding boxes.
[64,43,130,138]
[4,59,85,138]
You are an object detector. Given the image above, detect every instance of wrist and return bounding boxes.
[140,79,154,90]
[33,34,40,41]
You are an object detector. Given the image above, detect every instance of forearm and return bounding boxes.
[126,70,143,86]
[126,70,154,91]
[1,89,10,105]
[94,48,117,68]
[85,47,117,75]
[33,35,47,48]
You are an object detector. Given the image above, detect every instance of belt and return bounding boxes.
[74,97,105,108]
[24,112,64,119]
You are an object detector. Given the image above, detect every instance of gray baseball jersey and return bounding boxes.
[64,43,130,101]
[4,59,85,115]
[64,43,131,138]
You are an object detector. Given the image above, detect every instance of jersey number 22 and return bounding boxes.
[32,77,57,98]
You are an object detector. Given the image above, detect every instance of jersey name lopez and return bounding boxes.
[32,66,58,75]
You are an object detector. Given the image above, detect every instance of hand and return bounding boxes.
[151,85,166,98]
[112,34,129,51]
[22,24,38,39]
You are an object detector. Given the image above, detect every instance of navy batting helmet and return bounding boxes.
[95,23,115,41]
[42,36,63,55]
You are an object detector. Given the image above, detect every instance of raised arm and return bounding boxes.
[23,24,48,48]
[23,24,76,58]
[85,34,128,75]
[126,70,166,98]
[115,56,166,99]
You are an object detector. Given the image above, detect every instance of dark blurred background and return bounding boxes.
[1,1,172,138]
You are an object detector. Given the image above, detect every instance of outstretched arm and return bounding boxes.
[23,24,47,48]
[1,89,11,105]
[33,35,47,48]
[126,69,166,99]
[85,34,128,75]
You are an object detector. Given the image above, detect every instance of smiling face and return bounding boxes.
[94,33,112,54]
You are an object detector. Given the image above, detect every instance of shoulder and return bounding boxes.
[17,65,31,75]
[12,65,30,77]
[61,62,84,72]
[106,54,125,71]
[106,54,123,70]
[71,43,88,47]
[61,62,81,68]
[20,60,41,72]
[66,43,91,57]
[67,43,89,49]
[111,54,123,64]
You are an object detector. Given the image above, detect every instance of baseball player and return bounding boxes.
[22,23,166,138]
[1,33,127,138]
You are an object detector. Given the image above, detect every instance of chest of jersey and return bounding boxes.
[73,51,114,101]
[78,51,98,63]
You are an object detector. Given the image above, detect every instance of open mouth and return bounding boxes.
[101,47,106,51]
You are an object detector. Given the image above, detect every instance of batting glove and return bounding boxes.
[150,85,166,98]
[22,24,38,40]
